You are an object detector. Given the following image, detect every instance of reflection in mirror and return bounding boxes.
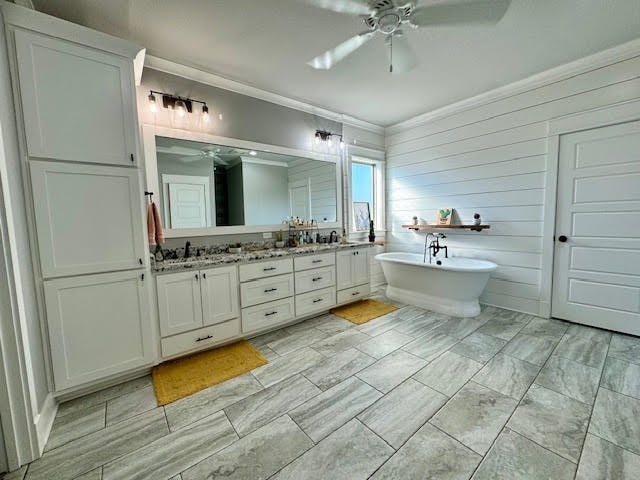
[155,136,338,229]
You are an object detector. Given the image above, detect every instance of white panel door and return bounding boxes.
[168,182,209,229]
[44,270,153,390]
[14,29,138,165]
[156,271,203,337]
[336,250,355,290]
[200,265,239,326]
[30,161,146,278]
[352,249,370,286]
[552,120,640,335]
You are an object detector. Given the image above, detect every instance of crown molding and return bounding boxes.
[386,37,640,136]
[144,55,384,135]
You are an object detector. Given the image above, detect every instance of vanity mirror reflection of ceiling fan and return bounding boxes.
[303,0,511,73]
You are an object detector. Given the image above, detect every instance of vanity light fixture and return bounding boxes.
[148,90,214,123]
[148,93,158,113]
[249,150,257,156]
[174,99,187,118]
[314,129,344,149]
[202,104,210,123]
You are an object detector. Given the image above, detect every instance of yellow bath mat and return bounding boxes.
[152,340,268,406]
[331,299,398,325]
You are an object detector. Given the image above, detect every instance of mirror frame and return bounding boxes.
[142,124,343,237]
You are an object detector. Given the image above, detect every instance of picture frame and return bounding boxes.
[437,207,453,225]
[353,202,371,231]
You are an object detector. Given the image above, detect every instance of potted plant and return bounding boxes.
[275,230,285,248]
[228,242,242,254]
[368,220,376,243]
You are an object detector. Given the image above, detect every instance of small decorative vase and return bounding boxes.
[368,220,376,243]
[412,216,418,225]
[473,213,481,226]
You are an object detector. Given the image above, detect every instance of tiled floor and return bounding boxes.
[6,294,640,480]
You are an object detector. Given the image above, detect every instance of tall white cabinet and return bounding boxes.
[3,6,153,391]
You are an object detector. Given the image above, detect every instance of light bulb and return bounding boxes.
[314,133,321,145]
[327,136,333,147]
[249,151,257,156]
[202,104,210,123]
[175,100,186,118]
[148,93,158,113]
[218,113,223,121]
[339,138,345,150]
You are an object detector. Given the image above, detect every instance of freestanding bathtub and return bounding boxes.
[375,252,497,317]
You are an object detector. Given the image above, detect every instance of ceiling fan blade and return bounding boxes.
[298,0,373,16]
[389,33,417,74]
[411,0,510,27]
[307,31,375,70]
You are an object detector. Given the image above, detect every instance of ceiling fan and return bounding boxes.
[178,148,234,165]
[304,0,511,73]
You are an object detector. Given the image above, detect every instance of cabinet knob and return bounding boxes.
[312,259,322,263]
[558,235,568,243]
[130,153,135,162]
[203,273,206,279]
[263,267,277,272]
[313,298,323,303]
[264,288,278,293]
[352,291,360,296]
[312,277,322,282]
[195,273,199,280]
[265,311,277,317]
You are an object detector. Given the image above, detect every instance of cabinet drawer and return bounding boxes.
[296,287,336,317]
[294,252,335,271]
[295,266,336,294]
[240,274,294,308]
[239,258,293,282]
[161,318,241,358]
[242,298,295,333]
[337,283,371,304]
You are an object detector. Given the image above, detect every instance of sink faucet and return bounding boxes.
[329,230,338,244]
[424,233,447,264]
[184,241,191,258]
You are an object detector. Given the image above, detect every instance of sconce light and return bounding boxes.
[148,90,215,123]
[314,130,344,149]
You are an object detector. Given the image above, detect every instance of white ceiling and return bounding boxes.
[32,0,640,126]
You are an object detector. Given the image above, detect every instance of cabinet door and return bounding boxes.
[30,161,146,278]
[14,29,138,165]
[156,271,203,337]
[336,250,354,290]
[44,270,153,390]
[201,265,239,326]
[352,249,370,286]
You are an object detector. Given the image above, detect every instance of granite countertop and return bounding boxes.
[152,242,373,273]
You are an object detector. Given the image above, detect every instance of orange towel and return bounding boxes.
[147,203,156,246]
[152,202,165,244]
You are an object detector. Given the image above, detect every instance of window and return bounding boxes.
[350,156,385,234]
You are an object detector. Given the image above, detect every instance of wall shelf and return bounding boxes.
[402,224,491,232]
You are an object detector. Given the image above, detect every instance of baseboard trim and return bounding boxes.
[33,393,57,454]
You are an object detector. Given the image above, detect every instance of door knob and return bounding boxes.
[558,235,568,243]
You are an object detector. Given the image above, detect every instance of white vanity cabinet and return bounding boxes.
[44,270,153,390]
[293,252,337,317]
[336,248,370,303]
[14,29,139,166]
[156,265,240,357]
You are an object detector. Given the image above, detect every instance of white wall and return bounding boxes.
[242,162,289,225]
[287,158,337,223]
[385,44,640,316]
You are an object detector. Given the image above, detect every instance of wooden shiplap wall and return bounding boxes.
[385,54,640,315]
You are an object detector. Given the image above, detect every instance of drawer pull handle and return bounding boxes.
[312,259,323,263]
[264,288,278,293]
[196,335,213,342]
[195,274,199,280]
[265,311,278,317]
[313,298,323,303]
[312,277,323,282]
[263,267,277,271]
[352,291,360,296]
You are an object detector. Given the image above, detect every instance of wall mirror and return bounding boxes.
[143,126,342,237]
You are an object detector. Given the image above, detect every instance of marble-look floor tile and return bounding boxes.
[535,355,600,404]
[564,323,612,345]
[25,408,168,480]
[508,384,591,462]
[181,415,313,480]
[475,312,529,341]
[430,316,487,339]
[356,310,409,337]
[358,378,447,448]
[284,319,322,335]
[251,347,324,388]
[304,314,353,334]
[412,351,483,397]
[2,466,28,480]
[271,419,393,480]
[56,375,151,417]
[519,318,568,340]
[402,332,459,362]
[501,333,557,366]
[371,422,481,480]
[224,374,320,436]
[450,332,507,364]
[267,327,329,355]
[310,329,371,356]
[290,377,382,442]
[356,350,428,393]
[105,385,157,426]
[74,469,102,480]
[589,387,640,455]
[601,357,640,400]
[257,345,280,361]
[248,328,290,347]
[472,354,539,400]
[302,348,375,391]
[431,381,518,455]
[576,433,640,480]
[164,373,262,431]
[554,335,608,369]
[392,312,444,338]
[472,428,576,480]
[355,330,413,358]
[608,334,640,365]
[44,403,105,452]
[103,411,237,480]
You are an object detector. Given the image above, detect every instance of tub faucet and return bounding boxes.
[424,233,448,264]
